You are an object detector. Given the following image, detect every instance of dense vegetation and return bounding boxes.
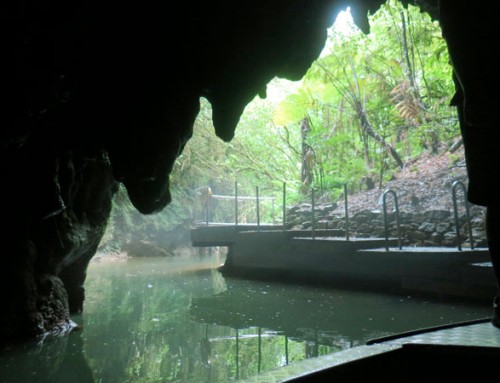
[99,0,460,254]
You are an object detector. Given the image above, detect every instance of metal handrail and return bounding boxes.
[282,182,286,232]
[193,186,212,225]
[344,183,350,240]
[196,184,277,226]
[206,190,211,226]
[452,181,474,251]
[235,182,238,226]
[382,189,402,251]
[256,186,260,231]
[311,188,315,240]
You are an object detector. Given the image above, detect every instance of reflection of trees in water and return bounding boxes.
[201,325,337,382]
[79,260,342,382]
[5,259,487,383]
[83,265,217,382]
[0,329,94,383]
[78,262,277,381]
[190,276,492,352]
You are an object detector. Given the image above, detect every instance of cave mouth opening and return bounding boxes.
[2,1,499,369]
[97,0,463,279]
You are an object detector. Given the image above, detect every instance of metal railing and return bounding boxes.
[382,189,402,251]
[196,181,479,252]
[282,182,287,232]
[311,188,316,239]
[256,186,260,231]
[344,183,350,240]
[310,184,350,240]
[451,181,474,251]
[197,182,354,242]
[194,184,276,226]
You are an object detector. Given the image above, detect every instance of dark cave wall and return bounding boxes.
[1,148,116,340]
[0,0,350,342]
[1,0,499,342]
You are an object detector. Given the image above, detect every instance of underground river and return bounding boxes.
[0,254,492,383]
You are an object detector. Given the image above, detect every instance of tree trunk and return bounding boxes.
[400,10,426,111]
[355,101,404,168]
[300,117,314,193]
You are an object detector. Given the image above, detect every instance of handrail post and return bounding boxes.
[344,183,350,240]
[258,327,262,373]
[282,182,287,232]
[382,189,402,251]
[272,199,275,224]
[235,181,238,226]
[206,186,210,226]
[311,188,316,240]
[452,181,474,251]
[256,186,260,231]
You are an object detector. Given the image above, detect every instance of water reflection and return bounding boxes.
[191,276,491,346]
[0,256,492,383]
[0,328,93,383]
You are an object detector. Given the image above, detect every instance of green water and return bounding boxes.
[0,255,492,383]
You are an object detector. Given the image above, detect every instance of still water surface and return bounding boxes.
[0,255,492,383]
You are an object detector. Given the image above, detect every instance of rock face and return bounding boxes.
[1,1,499,341]
[286,148,488,248]
[1,0,342,342]
[287,206,486,248]
[1,148,116,340]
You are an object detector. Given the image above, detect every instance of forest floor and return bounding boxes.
[330,146,478,216]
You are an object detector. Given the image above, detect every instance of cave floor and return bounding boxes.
[240,318,500,382]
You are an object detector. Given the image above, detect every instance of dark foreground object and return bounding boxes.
[244,318,500,382]
[288,344,500,382]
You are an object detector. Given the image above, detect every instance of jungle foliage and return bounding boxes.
[101,0,460,253]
